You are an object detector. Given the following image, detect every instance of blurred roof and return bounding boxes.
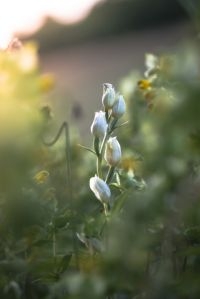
[24,0,188,52]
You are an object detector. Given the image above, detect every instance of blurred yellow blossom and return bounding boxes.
[39,73,55,92]
[16,42,38,72]
[0,40,45,144]
[34,170,49,185]
[120,156,142,174]
[138,79,152,90]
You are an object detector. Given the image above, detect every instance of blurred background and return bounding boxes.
[0,0,197,141]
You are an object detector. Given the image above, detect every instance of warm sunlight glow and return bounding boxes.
[0,0,102,48]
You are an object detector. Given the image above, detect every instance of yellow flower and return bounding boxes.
[138,79,151,90]
[34,170,49,184]
[39,73,55,92]
[120,156,142,174]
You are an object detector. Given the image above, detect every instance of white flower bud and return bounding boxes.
[111,94,126,119]
[89,175,111,204]
[90,111,107,138]
[105,137,121,166]
[102,83,116,109]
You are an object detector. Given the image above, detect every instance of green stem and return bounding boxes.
[98,118,117,161]
[53,201,57,260]
[53,228,56,259]
[43,122,67,146]
[93,136,100,156]
[96,131,108,178]
[97,155,102,178]
[105,109,109,122]
[43,122,72,194]
[110,118,118,132]
[100,130,108,155]
[64,123,79,269]
[44,122,79,269]
[64,122,72,199]
[103,203,109,256]
[103,203,109,217]
[105,166,115,184]
[77,144,96,155]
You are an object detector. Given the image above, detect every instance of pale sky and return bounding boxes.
[0,0,103,47]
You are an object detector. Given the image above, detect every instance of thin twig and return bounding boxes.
[43,122,79,269]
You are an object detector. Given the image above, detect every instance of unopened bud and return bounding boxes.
[105,137,121,166]
[89,175,111,204]
[102,83,116,109]
[111,94,126,119]
[91,111,107,138]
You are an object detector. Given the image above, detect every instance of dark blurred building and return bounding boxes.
[26,0,188,52]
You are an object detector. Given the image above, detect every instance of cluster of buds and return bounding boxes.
[89,83,126,214]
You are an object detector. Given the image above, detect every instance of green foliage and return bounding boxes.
[1,39,200,299]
